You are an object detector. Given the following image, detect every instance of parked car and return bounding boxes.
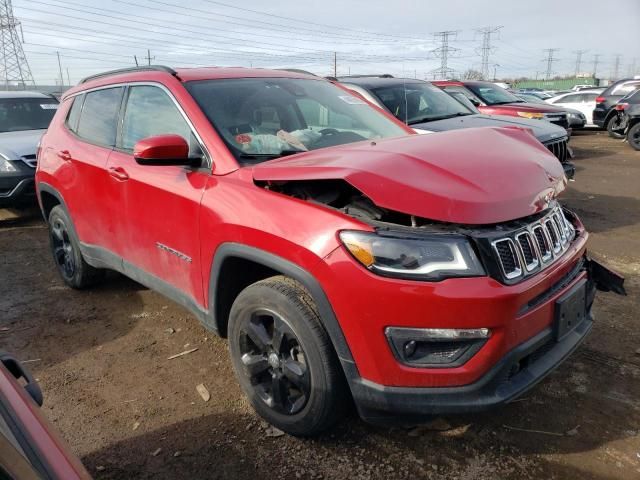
[611,89,640,150]
[36,66,625,436]
[433,80,570,130]
[516,93,587,129]
[0,91,59,208]
[593,78,640,137]
[546,90,603,127]
[572,84,595,91]
[0,351,91,479]
[337,76,574,178]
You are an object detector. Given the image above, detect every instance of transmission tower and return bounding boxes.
[476,26,503,80]
[429,31,459,79]
[573,49,588,77]
[612,54,622,80]
[592,54,601,78]
[629,58,637,77]
[0,0,34,88]
[612,54,622,79]
[542,48,560,80]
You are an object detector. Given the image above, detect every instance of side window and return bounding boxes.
[65,94,83,132]
[583,93,598,102]
[76,87,123,147]
[121,85,192,151]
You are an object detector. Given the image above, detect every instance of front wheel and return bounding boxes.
[606,115,625,139]
[48,205,104,289]
[627,123,640,151]
[228,276,349,436]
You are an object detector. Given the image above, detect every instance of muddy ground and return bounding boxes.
[1,131,639,480]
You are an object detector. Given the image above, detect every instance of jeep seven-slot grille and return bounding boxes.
[543,138,568,163]
[491,206,575,281]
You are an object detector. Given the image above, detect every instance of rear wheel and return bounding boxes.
[228,276,349,436]
[627,123,640,151]
[606,115,625,139]
[48,205,104,289]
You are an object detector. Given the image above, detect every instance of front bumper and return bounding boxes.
[0,161,36,207]
[351,303,593,424]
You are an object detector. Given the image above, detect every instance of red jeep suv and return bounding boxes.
[35,66,624,436]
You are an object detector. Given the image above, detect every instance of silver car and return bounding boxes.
[0,91,58,207]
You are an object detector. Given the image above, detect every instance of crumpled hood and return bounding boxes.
[0,129,44,159]
[253,127,566,225]
[414,114,568,144]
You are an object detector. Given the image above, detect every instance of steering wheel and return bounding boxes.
[319,128,340,136]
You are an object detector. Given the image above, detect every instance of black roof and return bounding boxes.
[336,76,428,89]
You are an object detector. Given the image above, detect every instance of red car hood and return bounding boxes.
[252,127,566,225]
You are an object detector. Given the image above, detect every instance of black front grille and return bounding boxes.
[544,138,568,163]
[495,240,517,273]
[517,234,535,264]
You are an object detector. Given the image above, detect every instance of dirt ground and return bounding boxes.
[1,131,639,480]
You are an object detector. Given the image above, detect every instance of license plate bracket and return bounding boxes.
[554,279,587,341]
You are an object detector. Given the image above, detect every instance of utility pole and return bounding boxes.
[429,30,459,79]
[0,0,35,89]
[66,67,70,86]
[542,48,560,80]
[573,49,588,77]
[476,26,503,80]
[144,49,154,66]
[133,55,139,66]
[612,54,622,80]
[592,54,601,79]
[493,64,500,81]
[56,51,64,87]
[333,51,337,78]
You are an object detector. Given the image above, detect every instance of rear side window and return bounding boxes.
[65,94,83,132]
[120,85,192,151]
[76,87,123,147]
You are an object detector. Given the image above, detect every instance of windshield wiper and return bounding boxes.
[407,112,471,125]
[238,149,305,160]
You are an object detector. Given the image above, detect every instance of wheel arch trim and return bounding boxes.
[208,243,359,379]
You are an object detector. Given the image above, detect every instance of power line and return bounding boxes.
[430,30,458,79]
[573,49,588,77]
[476,26,502,80]
[542,48,560,80]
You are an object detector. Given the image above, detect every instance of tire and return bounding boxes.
[627,123,640,151]
[48,205,104,289]
[228,275,349,436]
[606,115,625,139]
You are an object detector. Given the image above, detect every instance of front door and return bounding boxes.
[105,84,209,307]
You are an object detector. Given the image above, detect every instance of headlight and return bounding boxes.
[517,111,544,119]
[339,231,485,281]
[0,155,17,172]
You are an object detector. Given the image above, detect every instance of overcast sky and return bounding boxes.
[11,0,640,85]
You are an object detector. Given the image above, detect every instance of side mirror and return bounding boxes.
[133,134,197,166]
[469,98,481,107]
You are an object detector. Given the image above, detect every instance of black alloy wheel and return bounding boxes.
[628,123,640,151]
[239,309,311,415]
[50,216,76,281]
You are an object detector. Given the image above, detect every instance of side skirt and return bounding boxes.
[79,243,214,332]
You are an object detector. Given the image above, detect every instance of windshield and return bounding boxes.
[185,78,408,163]
[466,83,523,105]
[0,97,58,133]
[370,81,473,125]
[516,93,547,105]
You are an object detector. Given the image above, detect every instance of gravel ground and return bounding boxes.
[1,130,639,480]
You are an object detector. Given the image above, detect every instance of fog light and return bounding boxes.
[385,327,490,368]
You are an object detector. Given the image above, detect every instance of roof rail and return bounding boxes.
[79,65,177,84]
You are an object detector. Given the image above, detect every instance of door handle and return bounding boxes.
[108,166,129,181]
[0,353,43,406]
[57,150,72,162]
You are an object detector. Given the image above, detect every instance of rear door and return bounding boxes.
[105,84,209,307]
[55,87,124,252]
